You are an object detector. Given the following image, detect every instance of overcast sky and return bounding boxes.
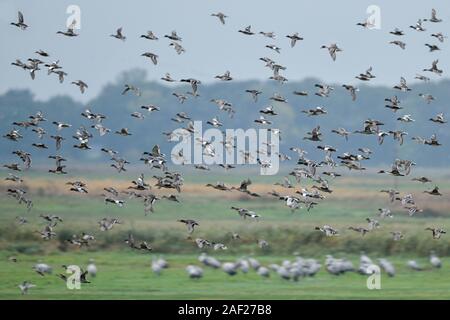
[0,0,448,102]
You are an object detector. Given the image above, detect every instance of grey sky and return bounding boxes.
[0,0,448,102]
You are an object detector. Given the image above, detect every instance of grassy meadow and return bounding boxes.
[1,169,450,299]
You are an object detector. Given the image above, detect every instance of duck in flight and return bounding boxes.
[177,219,199,234]
[423,60,443,76]
[165,30,182,41]
[110,27,126,41]
[424,8,442,23]
[390,28,404,36]
[425,227,446,239]
[57,19,78,37]
[11,11,28,30]
[423,186,442,196]
[71,80,88,94]
[393,77,411,91]
[211,12,228,25]
[286,32,303,47]
[390,40,406,50]
[141,52,158,65]
[320,43,342,61]
[238,25,254,35]
[245,89,262,102]
[140,30,158,40]
[430,113,446,124]
[409,19,426,32]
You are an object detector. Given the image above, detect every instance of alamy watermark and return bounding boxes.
[366,265,381,290]
[66,5,81,29]
[364,5,381,30]
[65,264,81,290]
[170,121,280,175]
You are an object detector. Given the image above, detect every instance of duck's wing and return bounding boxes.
[18,11,24,24]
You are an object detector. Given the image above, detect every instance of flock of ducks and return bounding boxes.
[4,7,449,294]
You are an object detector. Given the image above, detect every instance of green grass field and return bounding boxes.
[1,251,449,299]
[1,172,449,299]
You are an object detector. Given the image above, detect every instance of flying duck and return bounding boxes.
[424,186,442,196]
[265,44,281,53]
[388,130,407,145]
[315,83,334,97]
[320,43,342,61]
[424,134,441,146]
[389,28,404,36]
[410,19,426,31]
[389,40,406,50]
[206,181,231,191]
[342,84,358,101]
[122,84,141,96]
[303,126,322,141]
[206,117,222,128]
[260,31,276,38]
[430,113,446,124]
[269,93,287,103]
[169,41,185,54]
[98,218,121,231]
[378,208,393,218]
[302,106,327,116]
[331,127,350,140]
[254,115,272,125]
[393,77,411,91]
[57,19,78,37]
[164,30,182,41]
[366,218,380,230]
[245,89,262,102]
[141,52,158,65]
[425,43,440,52]
[423,59,442,75]
[230,207,260,220]
[18,281,35,295]
[260,105,277,116]
[397,114,415,123]
[162,194,180,202]
[293,90,308,96]
[348,226,370,236]
[35,49,49,57]
[378,164,404,176]
[103,195,125,208]
[431,32,447,43]
[315,225,339,236]
[180,78,201,96]
[419,93,435,104]
[286,32,303,47]
[385,95,403,112]
[115,128,131,136]
[425,227,446,239]
[211,12,228,25]
[231,179,259,197]
[424,8,442,23]
[177,219,199,234]
[215,70,233,81]
[238,25,254,35]
[140,30,158,40]
[161,73,176,82]
[110,27,126,41]
[71,80,88,93]
[11,11,28,30]
[412,176,432,184]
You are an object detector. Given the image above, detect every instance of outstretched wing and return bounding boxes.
[18,11,24,23]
